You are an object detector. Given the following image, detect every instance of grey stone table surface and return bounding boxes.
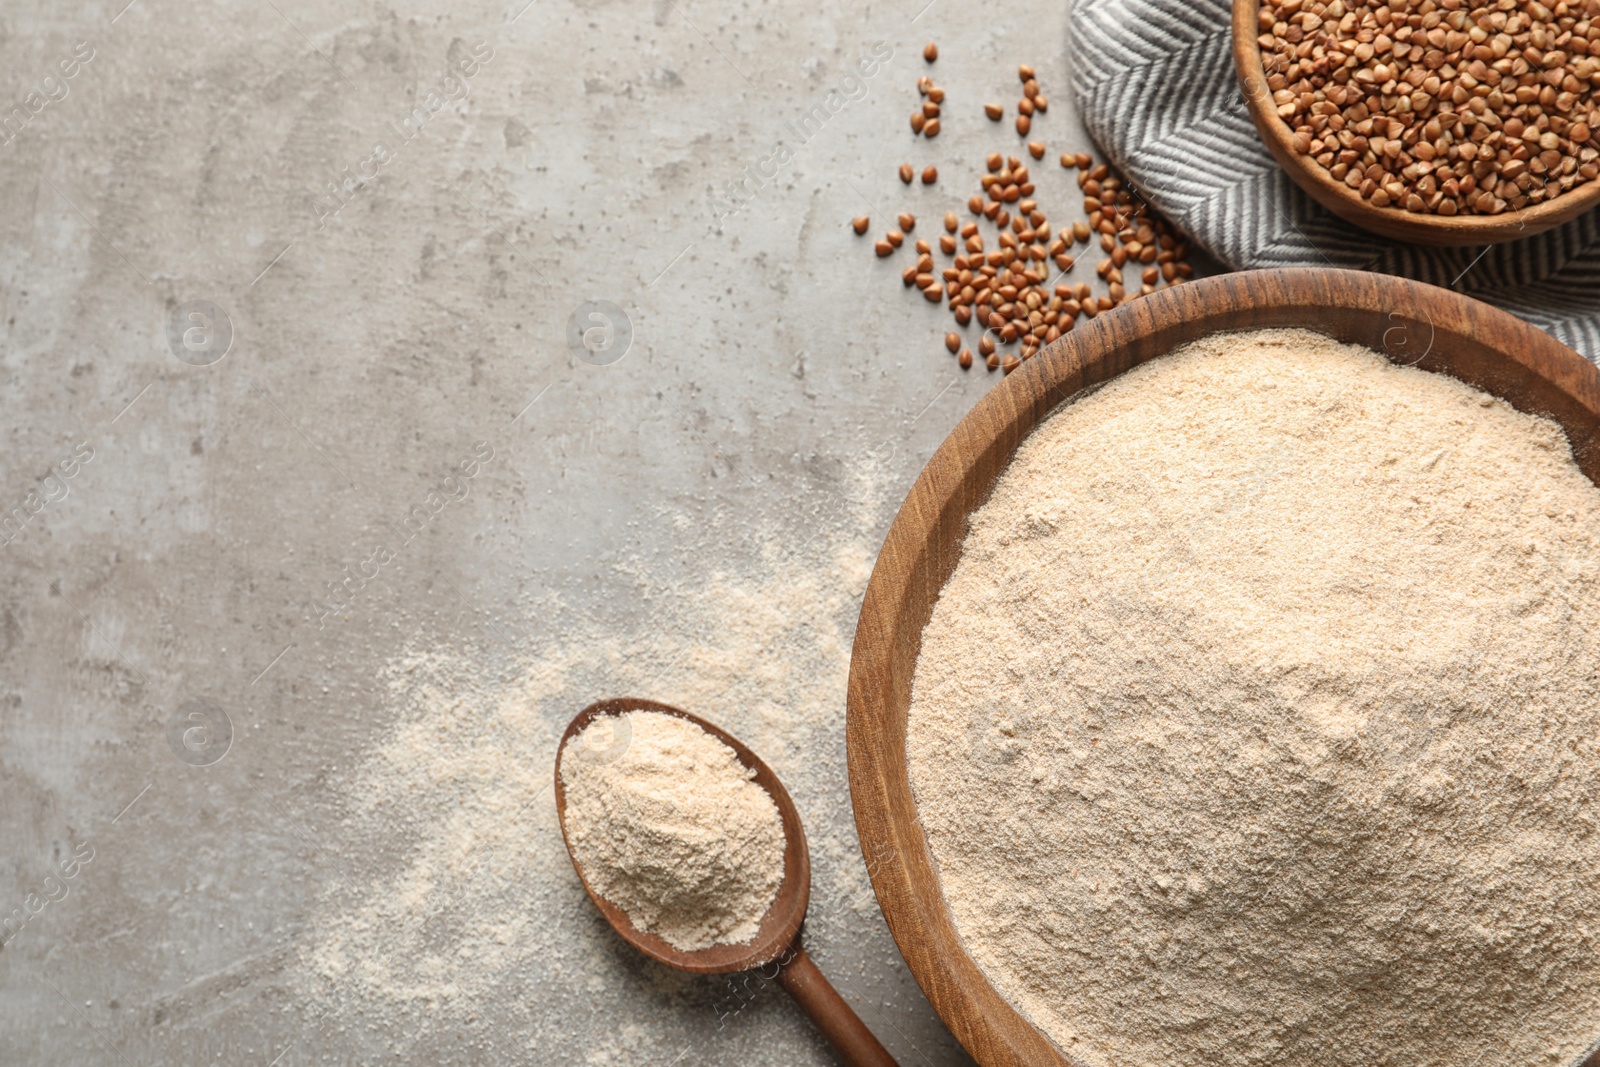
[0,1,1118,1063]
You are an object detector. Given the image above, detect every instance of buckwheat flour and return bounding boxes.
[907,328,1600,1067]
[560,710,785,951]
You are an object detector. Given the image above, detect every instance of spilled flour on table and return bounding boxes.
[292,463,898,1061]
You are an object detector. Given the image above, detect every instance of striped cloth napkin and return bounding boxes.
[1069,0,1600,360]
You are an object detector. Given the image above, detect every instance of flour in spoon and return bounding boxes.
[561,710,786,951]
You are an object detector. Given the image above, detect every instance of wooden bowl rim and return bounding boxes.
[846,267,1600,1067]
[554,696,810,975]
[1230,0,1600,246]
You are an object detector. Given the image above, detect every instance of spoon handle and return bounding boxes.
[775,941,900,1067]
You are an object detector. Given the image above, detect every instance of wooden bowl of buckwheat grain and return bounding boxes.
[847,267,1600,1067]
[1232,0,1600,245]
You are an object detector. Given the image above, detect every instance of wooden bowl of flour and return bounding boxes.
[845,267,1600,1067]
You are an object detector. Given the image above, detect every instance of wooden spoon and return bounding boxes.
[554,696,899,1067]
